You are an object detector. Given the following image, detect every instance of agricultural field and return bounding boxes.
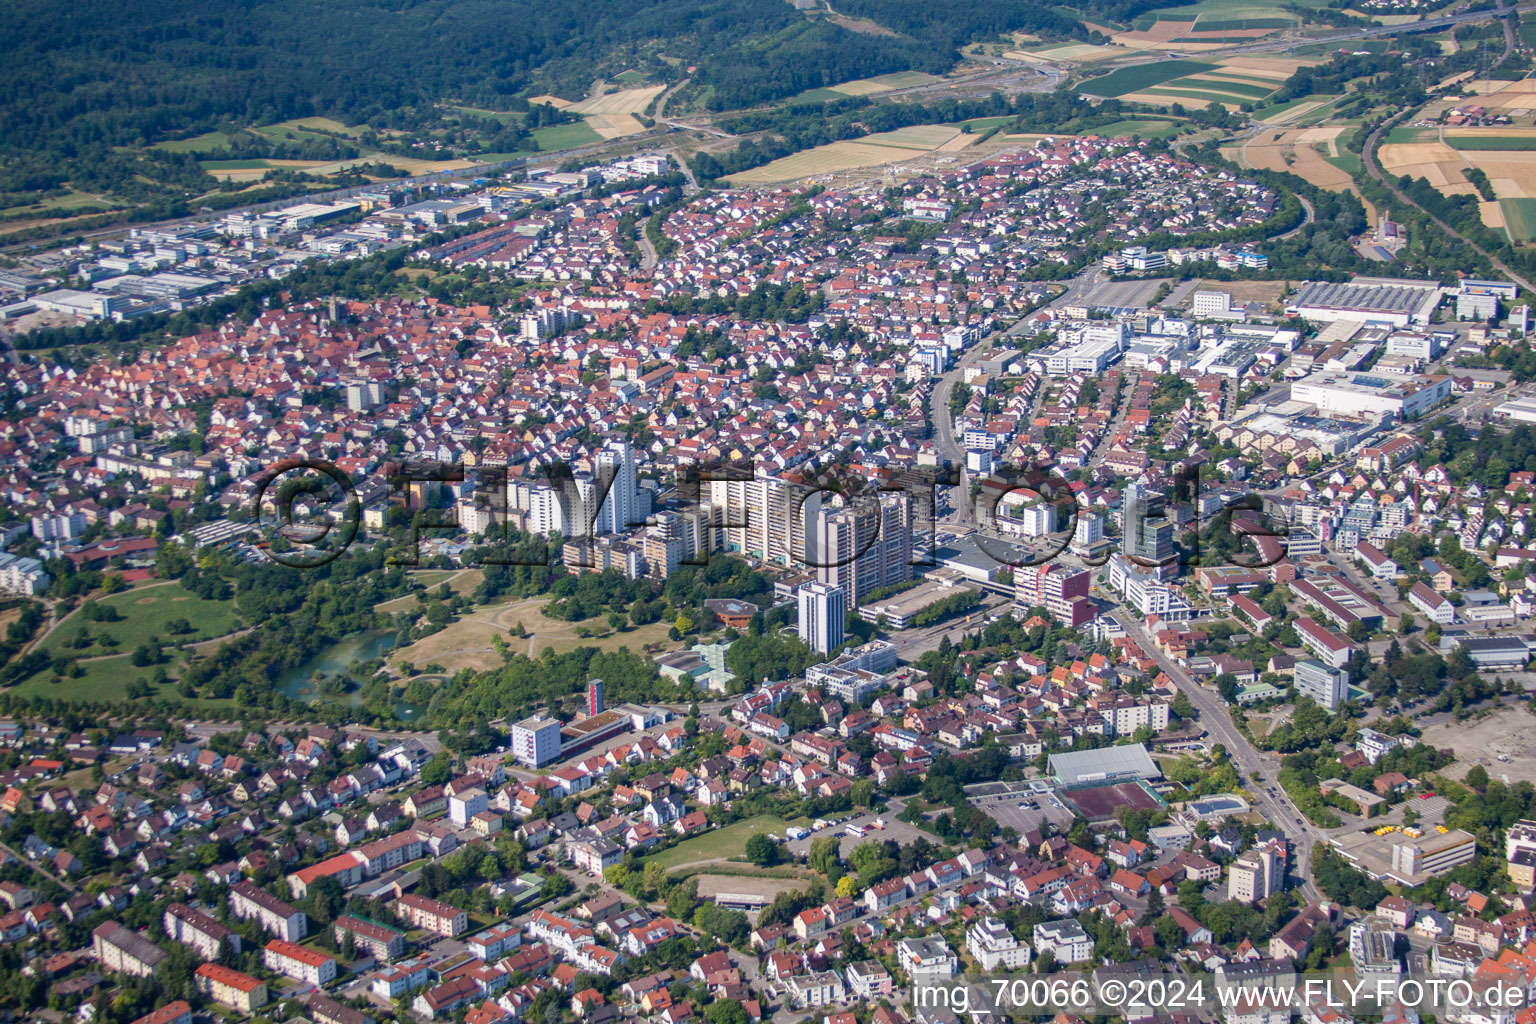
[1501,198,1536,241]
[1010,42,1142,63]
[564,84,666,139]
[792,71,940,103]
[1091,119,1185,139]
[827,71,938,95]
[1254,95,1337,125]
[1079,60,1215,97]
[1235,124,1372,215]
[1444,132,1536,152]
[1378,139,1536,203]
[721,124,978,185]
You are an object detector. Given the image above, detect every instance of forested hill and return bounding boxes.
[0,0,1122,157]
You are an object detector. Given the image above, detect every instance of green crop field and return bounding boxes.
[1383,124,1433,145]
[1176,76,1277,99]
[1080,60,1213,97]
[1446,137,1536,151]
[789,87,845,104]
[862,71,937,89]
[1092,119,1185,138]
[155,130,241,153]
[955,115,1018,131]
[1502,198,1536,242]
[1143,85,1255,104]
[1325,151,1362,174]
[531,120,602,151]
[1194,16,1293,29]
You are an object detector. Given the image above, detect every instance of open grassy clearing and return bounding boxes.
[10,656,171,704]
[37,581,242,660]
[0,191,112,216]
[955,115,1020,131]
[373,569,484,613]
[154,130,241,153]
[640,815,794,870]
[388,595,679,674]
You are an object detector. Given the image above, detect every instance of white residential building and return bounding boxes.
[966,917,1031,970]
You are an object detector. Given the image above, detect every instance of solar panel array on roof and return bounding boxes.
[1294,279,1437,316]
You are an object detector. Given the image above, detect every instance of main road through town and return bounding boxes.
[1111,610,1326,899]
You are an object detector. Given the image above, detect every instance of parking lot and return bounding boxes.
[964,781,1076,836]
[781,809,929,858]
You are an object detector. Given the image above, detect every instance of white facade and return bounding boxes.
[510,716,562,767]
[1033,920,1092,963]
[797,582,846,655]
[1289,371,1451,420]
[966,917,1031,970]
[897,936,957,979]
[1293,659,1347,711]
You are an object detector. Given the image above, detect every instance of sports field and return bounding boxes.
[722,124,979,185]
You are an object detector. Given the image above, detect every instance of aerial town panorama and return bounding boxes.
[12,2,1536,1024]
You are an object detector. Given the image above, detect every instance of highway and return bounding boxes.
[1167,1,1535,58]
